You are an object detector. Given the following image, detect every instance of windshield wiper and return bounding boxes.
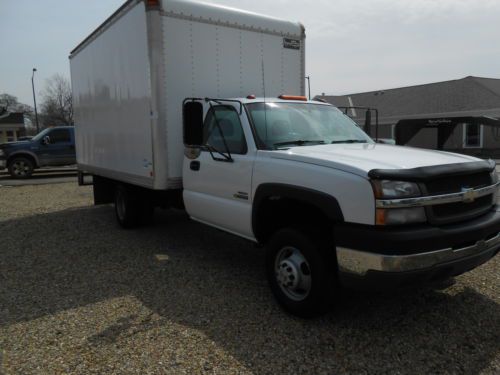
[274,140,325,148]
[330,139,367,144]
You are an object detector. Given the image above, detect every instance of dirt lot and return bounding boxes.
[0,182,499,374]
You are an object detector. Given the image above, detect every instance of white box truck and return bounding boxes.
[70,0,500,317]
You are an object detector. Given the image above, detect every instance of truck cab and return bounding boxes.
[180,95,499,316]
[0,126,76,178]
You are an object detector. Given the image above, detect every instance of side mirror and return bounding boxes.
[41,135,51,145]
[183,101,204,146]
[364,110,372,136]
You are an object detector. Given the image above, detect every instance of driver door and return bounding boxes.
[38,128,75,166]
[183,103,255,239]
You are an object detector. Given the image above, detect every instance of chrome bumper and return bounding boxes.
[337,231,500,276]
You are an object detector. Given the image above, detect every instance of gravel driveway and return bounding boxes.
[0,183,499,374]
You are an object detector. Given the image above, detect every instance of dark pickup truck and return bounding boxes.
[0,126,76,178]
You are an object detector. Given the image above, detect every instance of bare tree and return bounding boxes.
[40,74,73,127]
[0,93,32,116]
[0,94,33,134]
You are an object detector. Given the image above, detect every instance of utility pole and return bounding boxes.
[31,68,40,133]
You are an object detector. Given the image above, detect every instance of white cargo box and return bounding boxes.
[70,0,305,189]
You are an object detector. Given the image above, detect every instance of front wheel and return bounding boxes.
[8,157,34,179]
[266,228,338,318]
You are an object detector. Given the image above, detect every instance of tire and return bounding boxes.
[114,185,142,229]
[266,228,338,318]
[114,184,155,229]
[8,157,34,179]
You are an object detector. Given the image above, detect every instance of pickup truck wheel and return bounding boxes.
[114,185,141,229]
[266,228,337,318]
[8,157,34,179]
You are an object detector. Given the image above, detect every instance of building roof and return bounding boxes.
[0,112,24,125]
[317,76,500,125]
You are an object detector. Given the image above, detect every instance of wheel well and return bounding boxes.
[252,184,344,244]
[254,197,334,244]
[7,153,37,168]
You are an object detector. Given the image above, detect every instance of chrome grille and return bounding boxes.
[422,172,494,225]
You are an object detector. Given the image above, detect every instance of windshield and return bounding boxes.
[31,128,52,142]
[246,102,373,149]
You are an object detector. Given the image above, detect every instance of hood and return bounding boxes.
[271,143,481,178]
[0,140,32,148]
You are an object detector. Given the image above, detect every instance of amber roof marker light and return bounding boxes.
[278,95,308,101]
[146,0,161,9]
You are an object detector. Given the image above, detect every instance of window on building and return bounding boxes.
[463,123,483,148]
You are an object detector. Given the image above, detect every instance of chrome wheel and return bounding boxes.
[9,158,33,178]
[13,161,30,176]
[275,246,312,302]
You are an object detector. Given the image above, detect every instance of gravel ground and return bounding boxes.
[0,182,499,374]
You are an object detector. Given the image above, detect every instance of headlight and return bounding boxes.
[0,149,4,156]
[372,180,424,225]
[371,180,421,198]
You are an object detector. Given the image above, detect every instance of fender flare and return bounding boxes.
[252,183,344,242]
[7,151,40,167]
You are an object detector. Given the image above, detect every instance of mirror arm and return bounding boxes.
[205,144,233,162]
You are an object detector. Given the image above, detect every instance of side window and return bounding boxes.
[48,129,71,144]
[203,106,247,154]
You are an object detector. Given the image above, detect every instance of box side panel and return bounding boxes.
[70,2,155,188]
[162,16,304,181]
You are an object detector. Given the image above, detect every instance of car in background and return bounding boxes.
[0,126,76,178]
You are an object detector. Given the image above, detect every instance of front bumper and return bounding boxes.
[335,207,500,289]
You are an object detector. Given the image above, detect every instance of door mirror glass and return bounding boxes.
[364,110,371,136]
[183,101,204,146]
[41,136,51,145]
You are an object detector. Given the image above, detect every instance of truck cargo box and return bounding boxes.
[70,0,305,189]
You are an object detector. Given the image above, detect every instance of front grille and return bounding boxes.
[422,172,494,225]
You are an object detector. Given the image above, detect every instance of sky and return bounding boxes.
[1,0,500,106]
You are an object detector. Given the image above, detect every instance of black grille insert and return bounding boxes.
[425,172,491,195]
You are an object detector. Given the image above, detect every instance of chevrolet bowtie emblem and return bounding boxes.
[461,187,476,203]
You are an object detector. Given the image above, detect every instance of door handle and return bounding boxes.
[190,161,200,171]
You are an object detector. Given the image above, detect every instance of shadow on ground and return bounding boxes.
[0,206,499,374]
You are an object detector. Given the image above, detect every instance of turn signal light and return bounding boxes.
[146,0,160,8]
[376,209,387,225]
[278,95,308,101]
